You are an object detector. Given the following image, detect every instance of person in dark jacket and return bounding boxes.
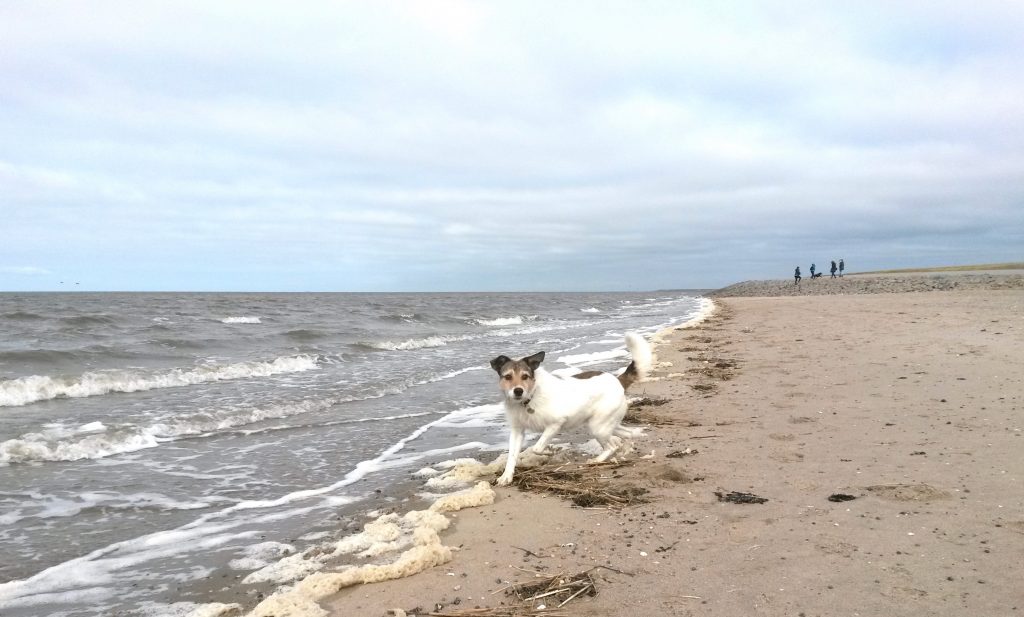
[830,260,838,278]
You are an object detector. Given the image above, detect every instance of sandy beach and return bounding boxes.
[319,275,1024,617]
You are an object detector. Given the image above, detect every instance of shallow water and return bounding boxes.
[0,291,707,616]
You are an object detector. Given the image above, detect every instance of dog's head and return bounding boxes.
[489,351,544,405]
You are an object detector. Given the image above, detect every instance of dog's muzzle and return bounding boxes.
[509,390,533,411]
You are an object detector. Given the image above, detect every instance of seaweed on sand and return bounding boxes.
[510,461,648,508]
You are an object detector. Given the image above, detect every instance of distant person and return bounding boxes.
[794,266,802,285]
[830,260,838,278]
[839,258,845,277]
[810,263,816,277]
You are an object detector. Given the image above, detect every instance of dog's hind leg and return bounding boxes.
[614,425,642,439]
[497,427,525,486]
[588,434,623,463]
[530,420,565,455]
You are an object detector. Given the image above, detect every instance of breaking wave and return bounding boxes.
[358,335,471,351]
[220,317,261,324]
[0,355,320,407]
[474,315,537,327]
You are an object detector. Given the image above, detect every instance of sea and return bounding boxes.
[0,291,709,617]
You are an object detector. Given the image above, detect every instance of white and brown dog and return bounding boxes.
[489,332,653,485]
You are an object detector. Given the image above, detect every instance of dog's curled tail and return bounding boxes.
[618,332,653,390]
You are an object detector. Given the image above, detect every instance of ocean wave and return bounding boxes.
[1,361,488,464]
[0,355,320,407]
[0,344,138,365]
[0,490,231,525]
[580,307,600,313]
[152,337,208,350]
[60,315,117,327]
[0,428,165,464]
[380,312,422,323]
[220,316,261,324]
[283,328,327,341]
[358,335,469,351]
[0,397,333,464]
[474,315,535,326]
[0,348,82,364]
[2,310,45,320]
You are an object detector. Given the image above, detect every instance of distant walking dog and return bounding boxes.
[489,332,653,485]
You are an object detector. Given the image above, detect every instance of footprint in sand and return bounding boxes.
[865,483,951,502]
[815,540,858,557]
[1002,521,1024,535]
[788,415,818,424]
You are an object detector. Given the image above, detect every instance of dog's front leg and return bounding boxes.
[496,427,525,486]
[530,421,565,455]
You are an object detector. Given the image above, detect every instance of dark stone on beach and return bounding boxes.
[715,491,768,504]
[828,493,857,502]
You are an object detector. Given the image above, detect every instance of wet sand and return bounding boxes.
[324,282,1024,616]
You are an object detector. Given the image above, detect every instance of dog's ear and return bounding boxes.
[523,351,545,372]
[489,355,512,373]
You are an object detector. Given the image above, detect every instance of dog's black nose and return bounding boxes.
[513,387,524,397]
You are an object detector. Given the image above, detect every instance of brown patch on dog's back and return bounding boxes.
[572,370,604,380]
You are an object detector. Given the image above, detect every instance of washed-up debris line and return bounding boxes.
[623,397,674,426]
[510,569,600,608]
[426,607,567,616]
[511,461,648,508]
[828,493,857,502]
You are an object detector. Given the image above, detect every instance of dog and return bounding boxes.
[811,271,823,278]
[489,332,653,485]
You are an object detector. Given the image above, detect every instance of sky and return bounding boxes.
[1,1,1022,292]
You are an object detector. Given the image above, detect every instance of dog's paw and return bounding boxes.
[495,474,513,486]
[530,446,555,456]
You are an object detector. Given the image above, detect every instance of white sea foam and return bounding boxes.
[652,298,715,345]
[0,355,320,407]
[580,307,600,313]
[220,317,261,324]
[246,482,494,617]
[556,347,628,367]
[228,541,295,571]
[137,601,242,617]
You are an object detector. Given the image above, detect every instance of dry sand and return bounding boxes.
[324,281,1024,617]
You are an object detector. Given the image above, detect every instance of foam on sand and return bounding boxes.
[247,481,495,617]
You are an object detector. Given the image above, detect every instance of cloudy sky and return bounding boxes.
[2,1,1021,291]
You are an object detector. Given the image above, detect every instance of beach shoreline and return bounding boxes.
[322,276,1024,617]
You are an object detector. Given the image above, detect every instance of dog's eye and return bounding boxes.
[522,374,532,380]
[503,374,512,380]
